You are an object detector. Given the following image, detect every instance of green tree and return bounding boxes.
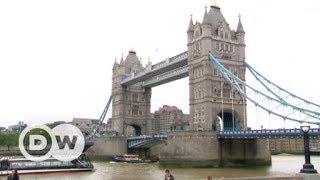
[0,133,19,150]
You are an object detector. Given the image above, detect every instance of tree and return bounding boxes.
[0,133,19,150]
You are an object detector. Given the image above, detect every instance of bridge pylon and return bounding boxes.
[111,50,152,136]
[187,4,247,132]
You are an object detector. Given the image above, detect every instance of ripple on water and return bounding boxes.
[16,155,320,180]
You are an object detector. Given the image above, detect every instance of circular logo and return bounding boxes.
[19,124,85,162]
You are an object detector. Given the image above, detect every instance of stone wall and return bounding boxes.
[160,131,271,168]
[86,136,127,160]
[160,131,221,168]
[220,139,271,166]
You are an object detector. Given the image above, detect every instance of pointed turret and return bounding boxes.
[236,16,245,33]
[235,15,245,60]
[123,49,143,74]
[202,5,212,38]
[187,16,194,33]
[187,15,195,43]
[202,7,210,25]
[113,57,119,70]
[120,53,124,65]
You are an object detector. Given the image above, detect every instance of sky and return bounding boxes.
[1,0,320,129]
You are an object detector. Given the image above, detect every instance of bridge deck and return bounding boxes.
[121,51,188,86]
[127,129,320,148]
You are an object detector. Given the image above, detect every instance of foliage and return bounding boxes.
[0,133,19,148]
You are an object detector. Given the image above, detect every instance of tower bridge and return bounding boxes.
[92,2,320,168]
[111,3,246,137]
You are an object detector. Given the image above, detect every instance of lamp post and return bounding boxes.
[300,125,318,174]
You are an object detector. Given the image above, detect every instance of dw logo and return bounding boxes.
[19,124,85,162]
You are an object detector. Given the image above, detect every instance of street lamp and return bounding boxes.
[300,125,318,174]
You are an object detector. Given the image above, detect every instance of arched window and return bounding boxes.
[225,32,228,39]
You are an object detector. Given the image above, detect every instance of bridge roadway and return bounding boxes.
[127,128,320,149]
[120,51,188,87]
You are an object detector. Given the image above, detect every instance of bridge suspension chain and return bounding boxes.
[245,61,320,118]
[87,95,113,139]
[208,53,320,125]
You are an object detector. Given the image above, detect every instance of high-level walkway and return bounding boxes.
[120,51,188,87]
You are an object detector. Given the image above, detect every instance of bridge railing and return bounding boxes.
[143,65,189,87]
[218,128,320,139]
[127,135,167,141]
[121,51,188,84]
[127,135,167,148]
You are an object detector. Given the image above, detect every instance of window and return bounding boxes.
[223,87,231,98]
[220,31,223,38]
[132,94,138,102]
[132,105,139,115]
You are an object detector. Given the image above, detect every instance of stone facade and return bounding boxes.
[160,131,221,168]
[86,136,127,160]
[160,131,271,167]
[150,105,190,135]
[111,50,151,136]
[187,4,247,132]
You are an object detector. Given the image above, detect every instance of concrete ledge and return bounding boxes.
[296,173,320,180]
[223,177,302,180]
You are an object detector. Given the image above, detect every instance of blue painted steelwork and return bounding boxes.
[218,128,320,139]
[127,128,320,148]
[127,135,167,149]
[208,52,320,125]
[88,95,112,139]
[245,61,320,120]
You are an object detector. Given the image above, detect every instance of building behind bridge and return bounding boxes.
[268,138,320,154]
[71,117,108,135]
[150,105,190,135]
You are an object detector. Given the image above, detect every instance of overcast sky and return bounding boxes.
[1,0,320,129]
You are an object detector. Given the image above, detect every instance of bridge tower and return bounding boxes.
[187,4,247,131]
[111,50,152,136]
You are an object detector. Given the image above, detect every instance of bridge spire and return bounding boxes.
[202,6,210,25]
[236,14,245,33]
[120,52,124,64]
[187,14,194,32]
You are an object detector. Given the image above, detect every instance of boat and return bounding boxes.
[0,154,94,176]
[113,154,142,163]
[0,139,95,176]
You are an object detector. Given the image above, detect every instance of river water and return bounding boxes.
[5,155,320,180]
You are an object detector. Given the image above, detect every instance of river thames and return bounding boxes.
[8,155,320,180]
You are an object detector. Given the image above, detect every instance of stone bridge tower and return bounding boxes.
[111,50,151,136]
[188,4,247,131]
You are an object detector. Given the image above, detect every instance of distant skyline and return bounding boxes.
[1,0,320,129]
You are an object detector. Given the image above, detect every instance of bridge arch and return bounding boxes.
[218,109,241,131]
[125,124,142,137]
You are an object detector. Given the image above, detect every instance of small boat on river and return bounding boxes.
[113,154,142,163]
